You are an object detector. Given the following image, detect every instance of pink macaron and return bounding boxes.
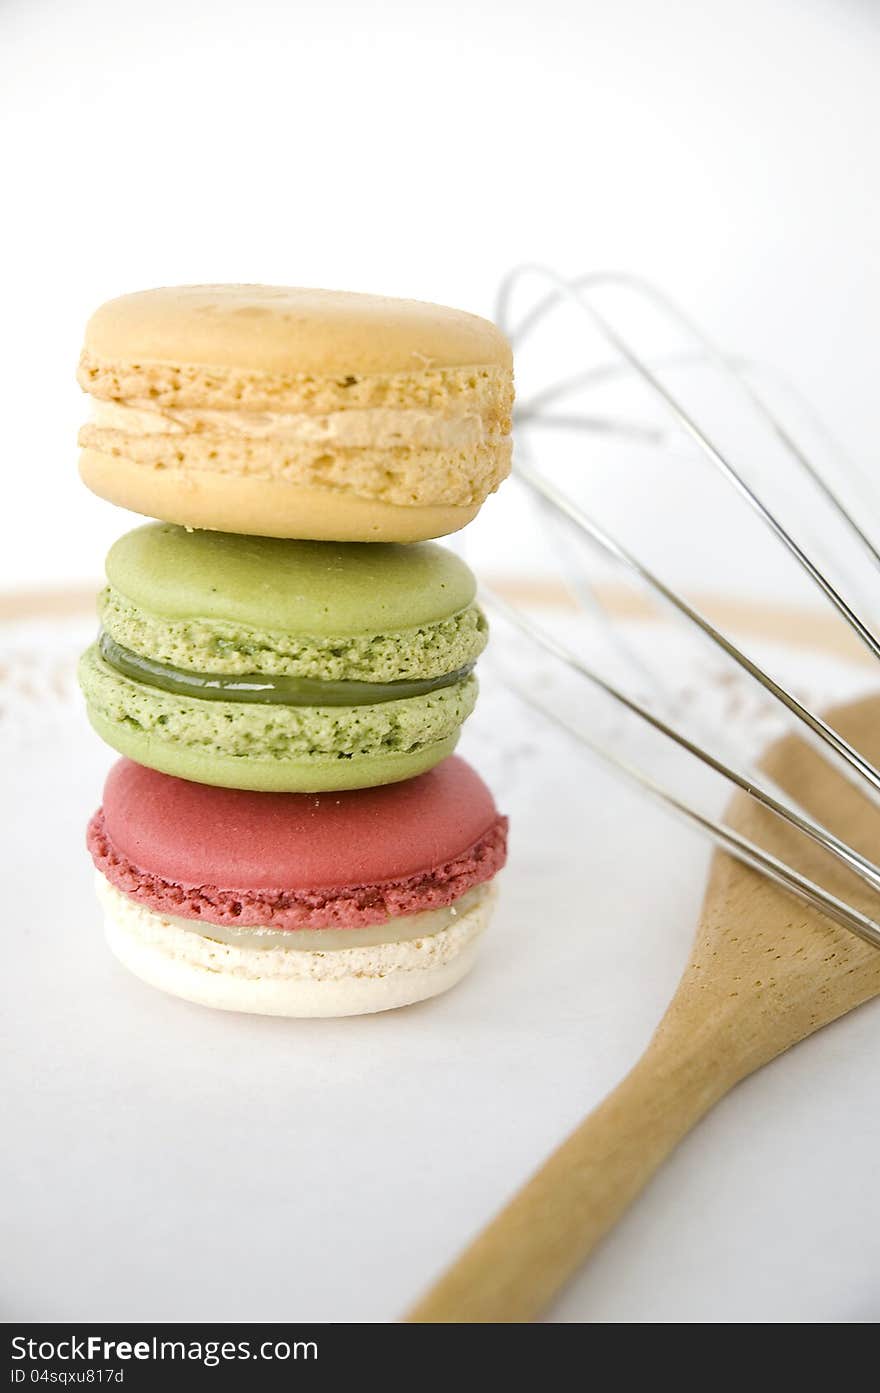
[88,757,507,1017]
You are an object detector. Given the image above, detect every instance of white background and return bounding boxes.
[3,611,879,1323]
[1,0,879,592]
[3,0,880,1328]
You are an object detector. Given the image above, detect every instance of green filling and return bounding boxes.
[98,631,475,707]
[78,641,477,772]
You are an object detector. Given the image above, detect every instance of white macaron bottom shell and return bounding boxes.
[95,872,497,1017]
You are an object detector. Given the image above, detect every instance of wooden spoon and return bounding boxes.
[406,692,880,1323]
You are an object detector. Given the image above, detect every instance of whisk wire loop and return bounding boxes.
[492,267,880,950]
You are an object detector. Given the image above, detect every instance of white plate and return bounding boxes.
[2,606,878,1323]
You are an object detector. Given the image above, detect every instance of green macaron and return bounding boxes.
[79,523,486,792]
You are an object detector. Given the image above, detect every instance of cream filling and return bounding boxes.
[91,399,487,449]
[106,882,491,952]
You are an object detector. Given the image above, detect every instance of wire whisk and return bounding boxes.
[480,267,880,949]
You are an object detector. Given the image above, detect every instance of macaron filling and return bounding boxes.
[98,629,476,707]
[79,642,477,777]
[102,881,492,952]
[89,400,492,450]
[87,804,508,931]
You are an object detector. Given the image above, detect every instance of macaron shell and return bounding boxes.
[104,523,477,632]
[82,285,512,375]
[88,807,507,929]
[100,755,500,890]
[86,707,460,793]
[99,587,485,684]
[79,450,484,544]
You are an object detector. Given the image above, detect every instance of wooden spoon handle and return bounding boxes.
[406,1027,734,1323]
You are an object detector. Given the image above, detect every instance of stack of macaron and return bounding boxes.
[77,285,513,1017]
